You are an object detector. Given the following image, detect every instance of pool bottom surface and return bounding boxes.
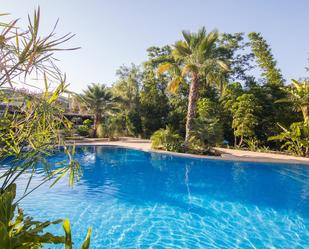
[16,146,309,248]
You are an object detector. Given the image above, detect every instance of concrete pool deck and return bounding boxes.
[69,137,309,165]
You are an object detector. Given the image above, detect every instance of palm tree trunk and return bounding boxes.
[184,74,199,148]
[238,136,243,147]
[93,113,100,138]
[301,105,308,122]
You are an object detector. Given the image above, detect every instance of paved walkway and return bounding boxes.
[70,137,309,165]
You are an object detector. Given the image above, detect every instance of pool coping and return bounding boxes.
[67,139,309,166]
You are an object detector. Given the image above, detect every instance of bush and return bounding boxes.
[150,127,183,152]
[269,121,309,157]
[187,136,211,154]
[77,119,93,137]
[191,98,223,146]
[77,125,90,136]
[83,119,93,127]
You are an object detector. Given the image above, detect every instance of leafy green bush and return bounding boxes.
[269,121,309,157]
[187,135,211,154]
[83,119,93,127]
[193,98,224,146]
[77,119,93,137]
[151,127,183,152]
[243,138,270,152]
[77,125,90,136]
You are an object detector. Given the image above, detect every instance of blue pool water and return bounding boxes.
[12,146,309,248]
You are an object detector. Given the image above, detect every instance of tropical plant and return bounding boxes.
[140,53,170,137]
[0,8,79,88]
[0,8,91,248]
[111,65,143,136]
[231,93,261,146]
[77,119,93,137]
[269,121,309,157]
[79,83,116,137]
[276,79,309,122]
[150,126,183,152]
[158,27,228,147]
[192,98,223,147]
[268,80,309,156]
[0,184,92,249]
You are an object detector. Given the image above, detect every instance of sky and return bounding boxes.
[1,0,309,93]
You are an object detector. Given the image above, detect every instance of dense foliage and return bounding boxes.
[0,5,308,249]
[79,28,308,156]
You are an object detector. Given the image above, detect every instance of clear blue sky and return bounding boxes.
[2,0,309,92]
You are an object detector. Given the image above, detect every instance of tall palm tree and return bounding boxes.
[80,83,115,137]
[158,27,228,147]
[277,79,309,122]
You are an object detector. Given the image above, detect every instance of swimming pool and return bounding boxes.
[15,146,309,248]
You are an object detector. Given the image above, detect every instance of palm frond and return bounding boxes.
[182,30,192,45]
[167,76,183,94]
[157,62,172,75]
[217,60,229,71]
[173,41,191,59]
[291,79,301,90]
[181,64,198,77]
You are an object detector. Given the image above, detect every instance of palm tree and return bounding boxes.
[277,79,309,122]
[80,83,115,137]
[158,27,228,147]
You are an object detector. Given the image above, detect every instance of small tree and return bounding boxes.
[248,32,284,86]
[231,94,261,146]
[80,83,116,137]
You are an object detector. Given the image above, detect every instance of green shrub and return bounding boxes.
[269,121,309,157]
[76,119,94,137]
[243,138,271,152]
[77,125,90,136]
[83,119,93,127]
[150,127,183,152]
[193,98,224,146]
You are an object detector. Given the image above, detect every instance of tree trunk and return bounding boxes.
[305,146,309,157]
[93,113,100,138]
[301,105,308,122]
[184,74,199,149]
[238,136,243,147]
